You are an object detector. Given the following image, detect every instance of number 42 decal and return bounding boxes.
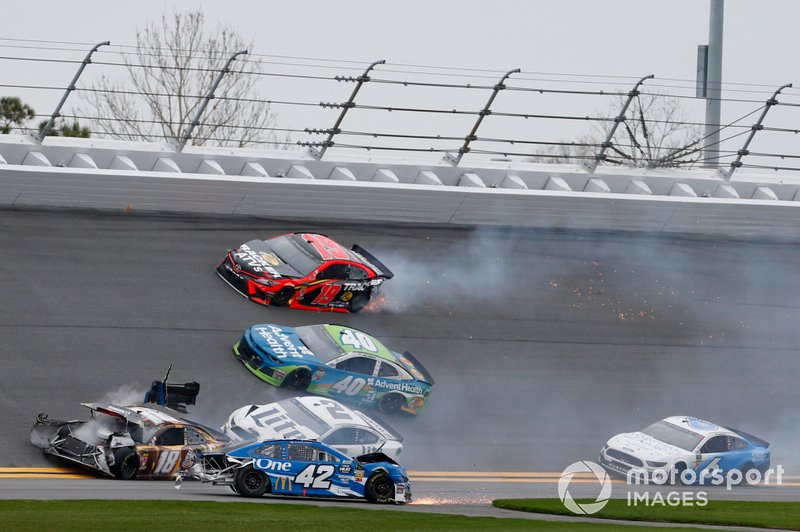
[295,464,335,489]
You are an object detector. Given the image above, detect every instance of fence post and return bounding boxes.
[727,82,792,179]
[33,40,110,142]
[444,68,520,166]
[304,59,385,160]
[587,74,654,173]
[175,49,248,152]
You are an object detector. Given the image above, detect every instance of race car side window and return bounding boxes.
[377,361,399,378]
[729,437,748,451]
[378,361,413,380]
[287,443,317,461]
[700,436,729,453]
[254,444,282,458]
[324,427,380,446]
[318,263,348,280]
[155,427,184,446]
[347,265,369,280]
[335,356,376,375]
[185,427,207,445]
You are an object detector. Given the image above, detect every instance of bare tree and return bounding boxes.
[527,93,702,168]
[80,11,285,148]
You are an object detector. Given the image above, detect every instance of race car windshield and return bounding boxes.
[295,325,343,363]
[268,235,322,276]
[278,398,331,436]
[641,421,704,451]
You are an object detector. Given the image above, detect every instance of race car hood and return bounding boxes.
[607,432,688,462]
[232,241,303,279]
[247,324,321,363]
[227,403,321,442]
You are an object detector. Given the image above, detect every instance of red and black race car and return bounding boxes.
[216,232,393,313]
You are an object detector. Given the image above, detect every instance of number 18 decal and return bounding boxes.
[295,464,335,489]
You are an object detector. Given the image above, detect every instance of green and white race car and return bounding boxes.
[233,323,434,415]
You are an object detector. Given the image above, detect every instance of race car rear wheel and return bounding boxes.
[349,292,370,313]
[378,393,404,414]
[110,448,139,480]
[271,287,293,307]
[284,368,311,391]
[365,472,394,503]
[234,465,270,498]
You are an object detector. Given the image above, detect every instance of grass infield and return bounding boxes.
[0,499,705,531]
[493,498,800,530]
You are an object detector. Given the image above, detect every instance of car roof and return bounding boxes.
[292,396,397,441]
[322,324,397,363]
[662,416,732,437]
[289,233,366,266]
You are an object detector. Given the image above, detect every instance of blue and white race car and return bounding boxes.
[233,323,434,415]
[599,416,770,485]
[185,439,411,503]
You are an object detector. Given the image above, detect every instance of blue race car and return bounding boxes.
[599,416,771,485]
[233,323,434,415]
[185,439,411,503]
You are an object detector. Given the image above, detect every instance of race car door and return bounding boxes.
[695,435,751,477]
[286,442,345,497]
[325,354,378,403]
[298,263,372,309]
[137,426,210,479]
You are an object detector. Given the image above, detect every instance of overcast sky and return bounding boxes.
[2,0,799,167]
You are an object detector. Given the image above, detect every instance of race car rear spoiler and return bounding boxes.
[144,365,199,412]
[730,428,769,448]
[351,245,394,279]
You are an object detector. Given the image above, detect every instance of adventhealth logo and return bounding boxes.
[558,461,612,515]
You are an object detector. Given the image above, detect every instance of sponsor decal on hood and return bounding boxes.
[250,324,318,362]
[608,432,688,462]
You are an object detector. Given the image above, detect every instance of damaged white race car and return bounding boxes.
[222,396,403,459]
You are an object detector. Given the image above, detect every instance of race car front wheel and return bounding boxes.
[234,465,270,498]
[110,448,139,480]
[284,368,311,391]
[365,472,395,503]
[378,393,404,414]
[271,288,293,307]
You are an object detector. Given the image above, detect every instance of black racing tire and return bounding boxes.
[378,393,404,414]
[740,462,756,485]
[365,472,395,503]
[672,462,688,485]
[234,465,270,498]
[110,448,139,480]
[284,368,312,391]
[349,292,370,313]
[271,287,293,307]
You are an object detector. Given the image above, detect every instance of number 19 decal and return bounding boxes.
[312,284,342,305]
[295,464,335,489]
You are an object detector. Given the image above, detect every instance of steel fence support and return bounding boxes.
[34,40,110,143]
[727,83,792,179]
[587,74,654,173]
[306,59,385,159]
[175,49,248,152]
[444,68,520,166]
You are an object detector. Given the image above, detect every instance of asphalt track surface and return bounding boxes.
[1,208,799,515]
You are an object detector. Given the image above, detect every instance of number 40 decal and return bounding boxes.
[295,464,335,489]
